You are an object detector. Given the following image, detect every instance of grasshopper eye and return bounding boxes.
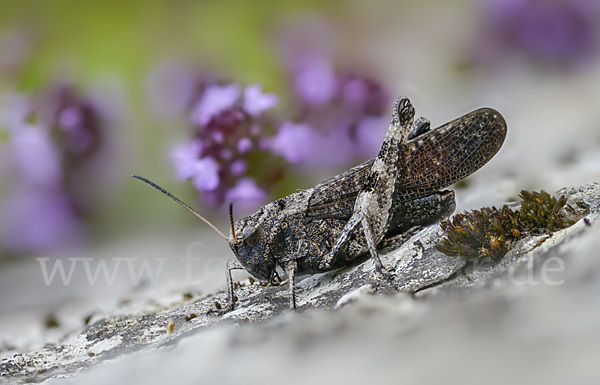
[243,226,260,247]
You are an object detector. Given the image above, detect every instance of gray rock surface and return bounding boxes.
[1,183,599,384]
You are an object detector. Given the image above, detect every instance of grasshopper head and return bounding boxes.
[228,210,277,281]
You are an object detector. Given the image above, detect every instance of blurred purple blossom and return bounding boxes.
[293,57,338,105]
[355,116,389,158]
[230,159,247,176]
[10,125,62,187]
[40,85,104,157]
[0,190,80,253]
[269,122,316,164]
[158,21,390,211]
[477,0,600,68]
[192,84,241,126]
[225,178,268,212]
[243,84,279,116]
[190,157,220,192]
[237,137,252,153]
[171,140,204,180]
[279,57,391,167]
[0,84,111,255]
[275,18,391,168]
[170,82,279,209]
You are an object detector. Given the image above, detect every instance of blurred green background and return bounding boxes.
[0,0,337,254]
[1,0,600,258]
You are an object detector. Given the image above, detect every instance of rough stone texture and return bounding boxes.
[1,183,599,384]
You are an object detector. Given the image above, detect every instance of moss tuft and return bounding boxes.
[436,190,587,262]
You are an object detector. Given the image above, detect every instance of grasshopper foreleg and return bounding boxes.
[208,260,244,315]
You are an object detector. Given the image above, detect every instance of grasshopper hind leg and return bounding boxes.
[285,260,297,310]
[321,209,388,267]
[320,211,393,279]
[319,97,414,277]
[360,216,394,279]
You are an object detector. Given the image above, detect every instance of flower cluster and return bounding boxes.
[154,23,391,212]
[0,85,108,254]
[170,82,279,211]
[162,63,391,212]
[270,54,390,169]
[476,0,600,68]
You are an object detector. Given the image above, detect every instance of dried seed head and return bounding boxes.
[490,236,500,250]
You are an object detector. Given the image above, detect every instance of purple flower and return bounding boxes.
[170,143,220,191]
[269,122,316,164]
[243,84,278,116]
[170,140,204,180]
[10,124,62,187]
[478,0,600,67]
[270,117,384,168]
[276,18,391,168]
[191,84,241,126]
[277,50,391,168]
[59,105,83,128]
[237,137,252,153]
[225,178,267,213]
[40,85,104,157]
[342,77,369,106]
[58,107,95,154]
[311,128,356,167]
[355,116,389,158]
[191,157,220,192]
[170,81,282,208]
[339,74,389,116]
[293,57,337,105]
[160,48,390,209]
[230,159,247,176]
[0,84,113,255]
[0,189,79,253]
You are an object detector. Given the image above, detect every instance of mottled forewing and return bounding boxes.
[305,159,375,222]
[395,108,507,201]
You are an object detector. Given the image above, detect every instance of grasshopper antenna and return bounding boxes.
[132,174,228,241]
[228,202,238,243]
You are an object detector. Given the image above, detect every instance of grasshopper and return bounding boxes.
[133,96,506,312]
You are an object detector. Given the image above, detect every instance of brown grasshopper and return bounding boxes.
[133,96,506,312]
